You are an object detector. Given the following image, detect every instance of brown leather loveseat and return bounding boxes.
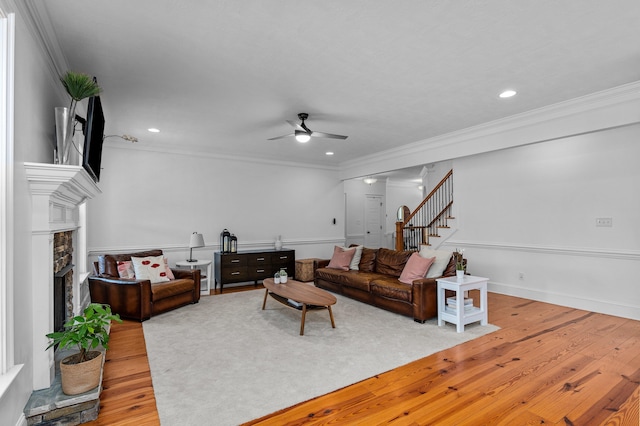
[89,249,201,321]
[315,247,458,323]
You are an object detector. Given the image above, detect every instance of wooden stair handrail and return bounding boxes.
[395,169,453,251]
[403,169,452,226]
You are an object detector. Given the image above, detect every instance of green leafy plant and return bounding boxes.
[455,248,465,271]
[59,70,102,110]
[46,303,122,364]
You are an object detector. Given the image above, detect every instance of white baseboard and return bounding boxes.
[488,281,640,321]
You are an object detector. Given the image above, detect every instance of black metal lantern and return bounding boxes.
[220,229,231,253]
[230,234,238,253]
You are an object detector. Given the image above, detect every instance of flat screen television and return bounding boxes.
[82,95,105,182]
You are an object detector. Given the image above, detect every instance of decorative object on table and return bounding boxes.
[230,234,238,253]
[455,248,466,281]
[45,303,122,395]
[274,235,283,250]
[188,232,205,262]
[274,271,281,284]
[220,229,231,253]
[56,71,102,165]
[279,268,288,283]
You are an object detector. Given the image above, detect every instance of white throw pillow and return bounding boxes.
[338,245,363,270]
[131,255,171,284]
[418,248,453,278]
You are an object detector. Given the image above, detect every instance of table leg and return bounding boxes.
[437,284,445,327]
[262,288,269,310]
[481,284,488,326]
[328,305,336,328]
[300,304,308,335]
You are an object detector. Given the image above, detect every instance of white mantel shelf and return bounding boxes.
[24,162,101,208]
[25,162,101,391]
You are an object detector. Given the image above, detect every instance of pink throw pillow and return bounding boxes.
[163,257,175,280]
[327,246,356,271]
[398,253,435,284]
[117,261,135,279]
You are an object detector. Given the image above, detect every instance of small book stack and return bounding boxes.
[287,299,303,308]
[446,296,474,311]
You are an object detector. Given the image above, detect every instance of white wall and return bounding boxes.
[1,0,68,424]
[444,124,640,319]
[86,146,346,271]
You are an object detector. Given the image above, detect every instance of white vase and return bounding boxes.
[274,236,283,251]
[456,270,465,281]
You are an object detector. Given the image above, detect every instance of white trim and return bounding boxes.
[339,81,640,180]
[443,240,640,261]
[0,8,15,383]
[87,237,346,258]
[489,280,640,321]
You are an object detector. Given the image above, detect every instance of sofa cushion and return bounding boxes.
[375,248,413,277]
[99,249,164,277]
[151,278,195,301]
[343,245,364,270]
[327,246,356,271]
[418,248,453,278]
[316,268,377,292]
[399,253,435,284]
[132,255,171,284]
[370,278,412,303]
[358,247,378,272]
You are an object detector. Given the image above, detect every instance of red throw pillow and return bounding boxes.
[398,253,435,284]
[327,246,356,271]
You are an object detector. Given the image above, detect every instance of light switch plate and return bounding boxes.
[595,217,613,227]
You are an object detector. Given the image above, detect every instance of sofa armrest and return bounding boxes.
[88,276,153,321]
[315,259,330,269]
[171,268,200,280]
[410,277,438,322]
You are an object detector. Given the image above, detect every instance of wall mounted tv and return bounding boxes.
[82,95,105,182]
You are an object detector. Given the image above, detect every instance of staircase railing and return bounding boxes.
[395,169,453,251]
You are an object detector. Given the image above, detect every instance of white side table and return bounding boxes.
[436,275,488,333]
[176,259,212,296]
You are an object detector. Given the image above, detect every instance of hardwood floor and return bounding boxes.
[89,288,640,425]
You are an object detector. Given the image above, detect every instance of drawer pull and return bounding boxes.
[279,256,288,260]
[231,259,240,263]
[231,272,240,275]
[257,257,265,261]
[257,269,265,273]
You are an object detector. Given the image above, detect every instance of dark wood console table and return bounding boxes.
[214,249,295,292]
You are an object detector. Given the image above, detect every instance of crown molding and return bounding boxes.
[340,80,640,180]
[104,140,341,173]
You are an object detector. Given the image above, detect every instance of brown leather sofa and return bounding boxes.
[315,247,457,323]
[89,249,201,321]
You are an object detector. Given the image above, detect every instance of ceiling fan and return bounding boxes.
[268,113,348,142]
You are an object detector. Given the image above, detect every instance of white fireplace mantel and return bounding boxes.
[25,162,101,390]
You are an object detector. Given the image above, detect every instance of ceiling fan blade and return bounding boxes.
[286,120,306,132]
[267,133,293,140]
[310,131,348,140]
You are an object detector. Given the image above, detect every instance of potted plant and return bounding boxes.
[46,303,121,395]
[56,71,102,164]
[455,248,465,281]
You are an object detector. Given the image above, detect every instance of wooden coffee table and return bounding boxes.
[262,278,337,335]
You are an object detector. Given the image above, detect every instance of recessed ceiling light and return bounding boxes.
[148,128,160,133]
[499,90,517,98]
[325,151,334,156]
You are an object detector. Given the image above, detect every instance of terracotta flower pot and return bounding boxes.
[60,350,103,395]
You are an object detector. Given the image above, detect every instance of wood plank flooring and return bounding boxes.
[88,288,640,425]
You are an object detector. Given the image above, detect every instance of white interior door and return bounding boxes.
[364,195,383,248]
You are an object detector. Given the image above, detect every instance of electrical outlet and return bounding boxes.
[596,217,613,227]
[519,272,524,280]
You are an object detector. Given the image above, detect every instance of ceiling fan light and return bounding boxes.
[295,130,311,143]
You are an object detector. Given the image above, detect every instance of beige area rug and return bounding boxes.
[142,288,499,425]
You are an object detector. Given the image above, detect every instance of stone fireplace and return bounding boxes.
[25,163,101,391]
[53,231,74,334]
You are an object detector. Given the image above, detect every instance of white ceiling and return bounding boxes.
[31,0,640,178]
